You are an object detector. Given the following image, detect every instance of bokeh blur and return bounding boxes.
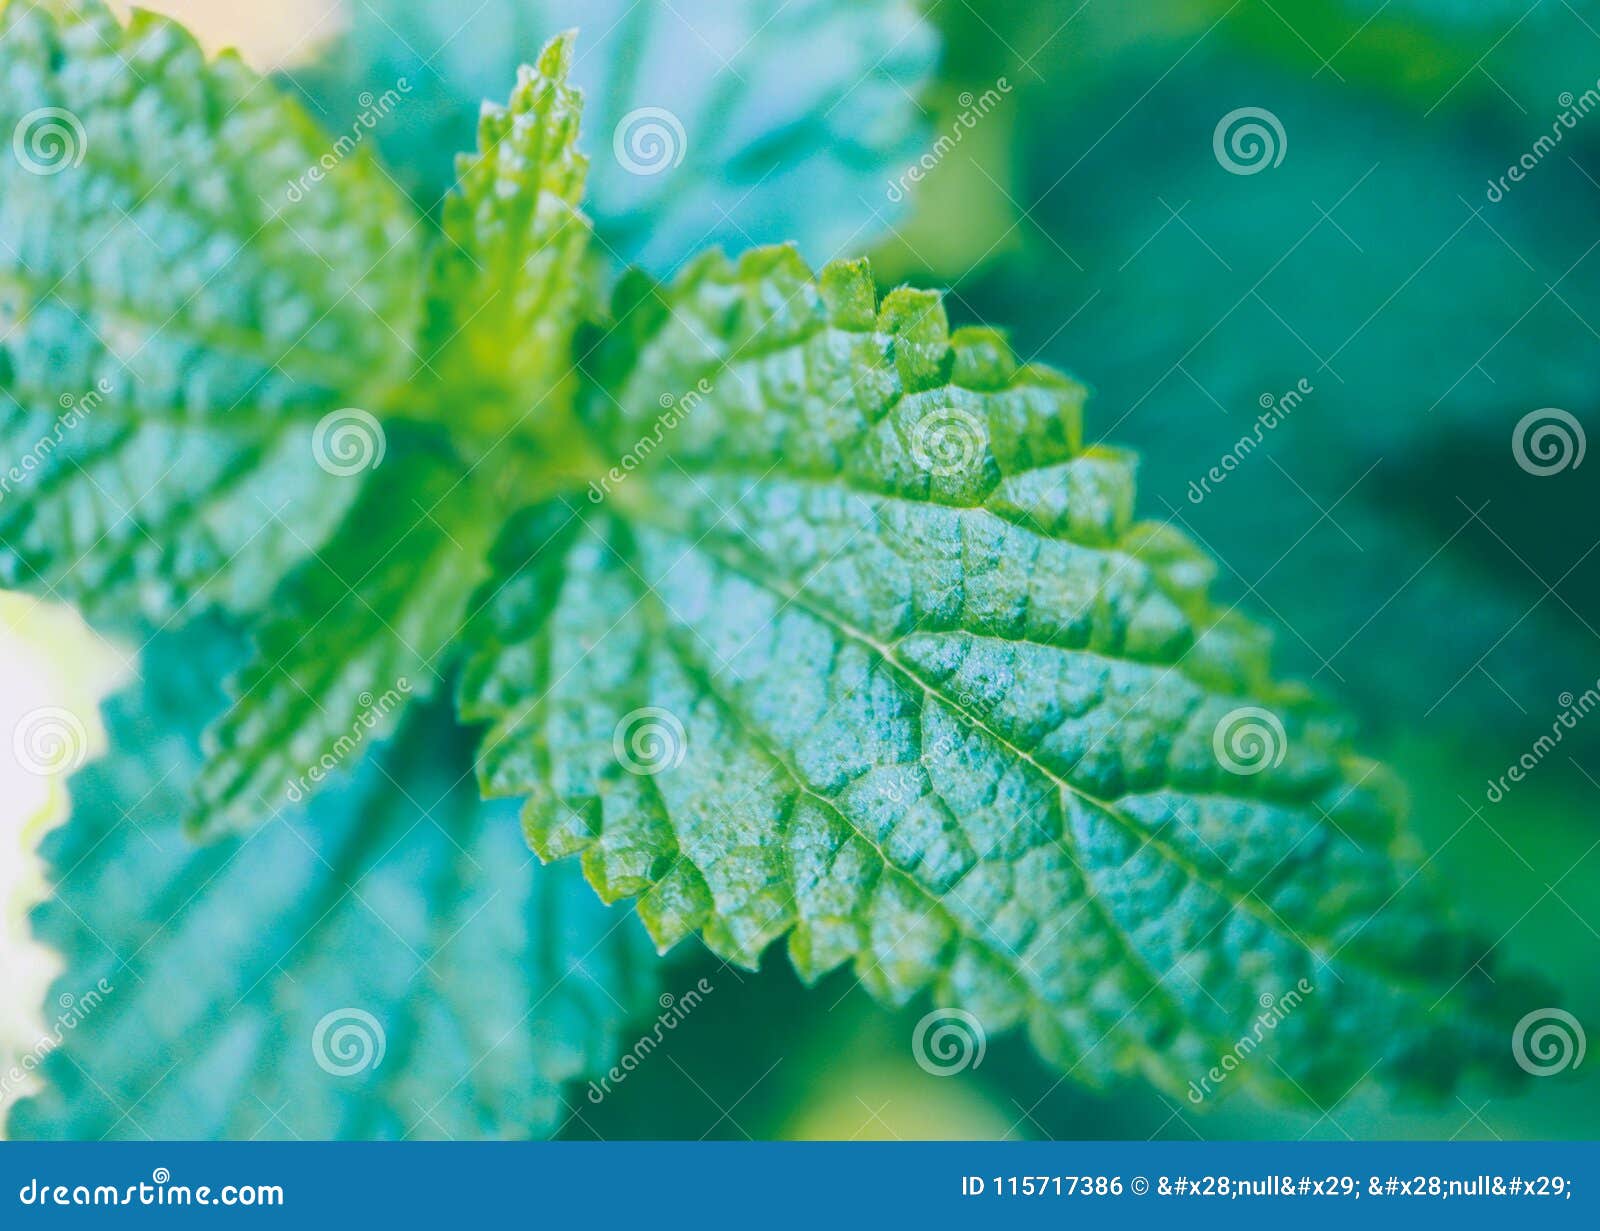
[5,0,1596,1140]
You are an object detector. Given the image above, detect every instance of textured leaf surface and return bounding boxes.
[13,623,657,1140]
[187,38,606,837]
[461,247,1527,1106]
[0,0,423,623]
[300,0,936,271]
[0,414,364,624]
[422,34,591,436]
[189,442,498,836]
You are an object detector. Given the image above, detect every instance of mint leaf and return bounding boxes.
[188,441,498,837]
[422,34,591,436]
[460,246,1526,1105]
[0,0,423,623]
[0,416,361,623]
[14,623,658,1140]
[189,37,598,835]
[298,0,936,271]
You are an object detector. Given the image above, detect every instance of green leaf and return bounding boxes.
[186,40,598,836]
[13,622,658,1141]
[0,0,424,624]
[0,415,362,623]
[298,0,937,272]
[460,246,1529,1106]
[188,439,499,837]
[421,34,591,439]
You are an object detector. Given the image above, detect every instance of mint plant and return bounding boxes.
[1,0,1532,1133]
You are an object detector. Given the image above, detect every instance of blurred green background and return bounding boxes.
[13,0,1596,1140]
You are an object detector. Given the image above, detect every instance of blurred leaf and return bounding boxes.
[296,0,937,271]
[0,594,126,1136]
[0,0,422,625]
[189,445,498,836]
[13,623,659,1140]
[926,36,1600,755]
